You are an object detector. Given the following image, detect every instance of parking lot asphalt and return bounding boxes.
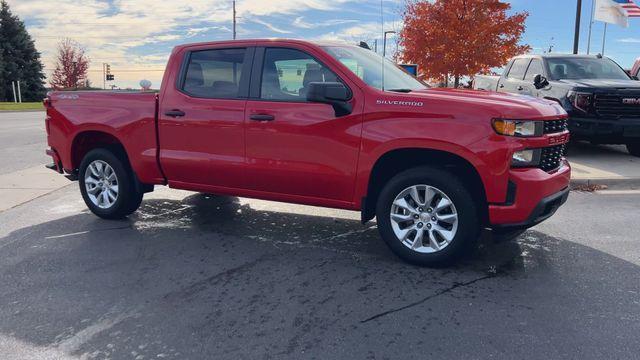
[1,111,639,359]
[1,184,639,359]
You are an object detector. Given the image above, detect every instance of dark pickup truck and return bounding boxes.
[474,54,640,156]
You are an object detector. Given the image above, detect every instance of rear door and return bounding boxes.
[158,46,253,188]
[243,45,363,203]
[499,58,531,95]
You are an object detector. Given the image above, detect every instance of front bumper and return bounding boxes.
[489,159,571,229]
[570,115,640,143]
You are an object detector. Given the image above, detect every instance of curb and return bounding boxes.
[570,178,640,190]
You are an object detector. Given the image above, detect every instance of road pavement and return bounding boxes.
[0,184,639,359]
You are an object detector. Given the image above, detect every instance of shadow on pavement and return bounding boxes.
[0,194,638,359]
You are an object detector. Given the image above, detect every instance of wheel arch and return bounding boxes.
[361,147,489,225]
[70,130,131,172]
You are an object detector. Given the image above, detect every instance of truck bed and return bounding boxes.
[46,91,164,184]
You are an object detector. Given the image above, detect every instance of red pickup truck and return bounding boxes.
[44,39,571,266]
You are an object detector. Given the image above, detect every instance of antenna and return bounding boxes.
[381,0,385,91]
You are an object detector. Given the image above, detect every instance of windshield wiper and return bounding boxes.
[386,88,413,93]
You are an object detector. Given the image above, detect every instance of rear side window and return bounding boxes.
[507,58,530,80]
[181,48,246,99]
[525,59,544,80]
[260,48,339,101]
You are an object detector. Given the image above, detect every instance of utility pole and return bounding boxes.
[11,81,17,103]
[573,0,583,54]
[233,0,237,40]
[103,63,106,90]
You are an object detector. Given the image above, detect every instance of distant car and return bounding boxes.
[473,54,640,157]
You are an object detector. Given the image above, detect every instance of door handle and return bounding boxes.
[499,84,505,88]
[165,109,185,118]
[249,114,275,121]
[165,109,185,117]
[517,86,524,91]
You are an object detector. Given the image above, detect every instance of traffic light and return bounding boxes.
[105,64,114,81]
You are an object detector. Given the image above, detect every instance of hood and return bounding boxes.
[556,79,640,90]
[404,88,567,119]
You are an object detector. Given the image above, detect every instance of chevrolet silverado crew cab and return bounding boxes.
[474,54,640,156]
[44,39,571,266]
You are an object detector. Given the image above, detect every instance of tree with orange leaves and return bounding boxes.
[399,0,530,87]
[50,38,90,90]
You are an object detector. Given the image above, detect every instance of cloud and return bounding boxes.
[251,19,293,34]
[293,16,359,29]
[618,38,640,43]
[7,0,399,88]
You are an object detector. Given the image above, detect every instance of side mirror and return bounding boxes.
[306,82,353,117]
[533,74,549,89]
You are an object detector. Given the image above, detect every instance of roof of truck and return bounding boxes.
[514,53,607,59]
[173,38,355,51]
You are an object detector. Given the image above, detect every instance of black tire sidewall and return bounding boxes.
[79,148,138,219]
[376,166,479,266]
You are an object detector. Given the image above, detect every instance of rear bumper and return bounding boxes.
[46,148,63,173]
[570,115,640,142]
[489,159,571,229]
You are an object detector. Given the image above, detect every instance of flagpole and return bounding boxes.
[587,0,596,54]
[601,22,607,55]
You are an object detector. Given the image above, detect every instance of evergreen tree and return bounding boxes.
[0,0,46,102]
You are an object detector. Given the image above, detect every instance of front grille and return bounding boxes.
[539,144,565,172]
[543,119,568,134]
[594,94,640,118]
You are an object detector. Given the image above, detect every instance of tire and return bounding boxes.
[79,148,143,219]
[375,166,480,267]
[626,140,640,157]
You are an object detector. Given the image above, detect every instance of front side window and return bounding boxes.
[182,48,245,98]
[507,58,530,80]
[260,48,338,101]
[323,45,427,92]
[524,59,544,80]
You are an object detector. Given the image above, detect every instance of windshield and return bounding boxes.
[547,57,631,80]
[323,46,428,92]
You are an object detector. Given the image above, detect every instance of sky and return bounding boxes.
[6,0,640,89]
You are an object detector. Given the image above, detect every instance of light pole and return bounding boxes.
[383,30,396,58]
[573,0,582,54]
[233,0,237,40]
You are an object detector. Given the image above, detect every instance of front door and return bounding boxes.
[244,46,363,203]
[158,46,252,189]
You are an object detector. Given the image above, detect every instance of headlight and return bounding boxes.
[493,119,543,137]
[567,91,592,113]
[511,149,541,167]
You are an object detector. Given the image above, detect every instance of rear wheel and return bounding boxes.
[626,140,640,157]
[79,148,143,219]
[376,166,480,267]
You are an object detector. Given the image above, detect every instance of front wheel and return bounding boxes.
[626,140,640,157]
[79,148,143,219]
[376,166,480,267]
